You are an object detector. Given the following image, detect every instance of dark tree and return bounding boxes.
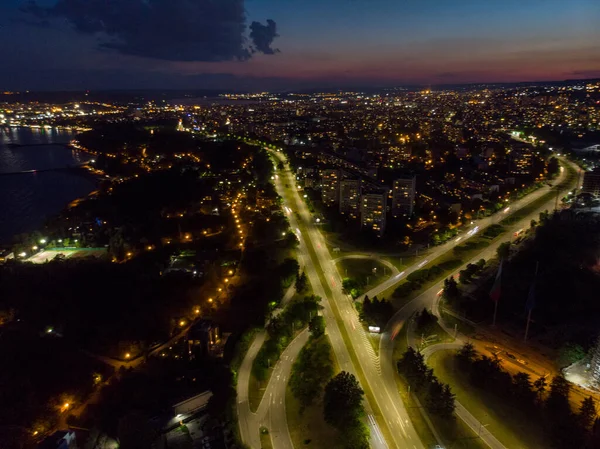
[296,271,308,293]
[443,276,461,303]
[512,372,535,407]
[309,316,325,338]
[323,371,364,430]
[426,379,449,416]
[579,396,597,431]
[533,376,548,403]
[497,242,511,260]
[547,157,560,176]
[588,418,600,449]
[456,342,476,365]
[415,308,438,335]
[546,375,571,415]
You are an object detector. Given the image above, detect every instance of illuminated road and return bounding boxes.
[378,158,579,448]
[275,150,577,449]
[271,151,411,449]
[237,331,266,448]
[241,147,577,449]
[237,280,301,449]
[257,329,310,449]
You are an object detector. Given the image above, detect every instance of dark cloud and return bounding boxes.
[21,0,280,62]
[249,19,279,55]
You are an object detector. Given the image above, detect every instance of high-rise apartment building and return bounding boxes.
[583,168,600,196]
[509,150,534,175]
[361,191,387,237]
[392,176,416,218]
[339,179,361,217]
[320,169,340,205]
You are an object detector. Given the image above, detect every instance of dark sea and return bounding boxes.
[0,127,96,244]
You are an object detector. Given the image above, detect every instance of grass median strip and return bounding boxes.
[428,350,549,449]
[393,321,490,449]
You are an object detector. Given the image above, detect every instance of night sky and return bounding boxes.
[1,0,599,91]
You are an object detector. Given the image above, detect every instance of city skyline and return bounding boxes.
[0,0,599,91]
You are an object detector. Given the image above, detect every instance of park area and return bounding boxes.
[285,388,342,449]
[335,257,390,298]
[427,350,550,449]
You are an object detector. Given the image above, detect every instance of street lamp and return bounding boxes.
[40,239,46,244]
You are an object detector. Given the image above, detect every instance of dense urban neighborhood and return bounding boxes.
[2,77,600,449]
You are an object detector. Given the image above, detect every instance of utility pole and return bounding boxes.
[524,308,533,342]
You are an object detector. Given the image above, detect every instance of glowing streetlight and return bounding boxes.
[228,270,234,275]
[40,239,46,244]
[208,298,213,303]
[179,320,186,327]
[224,278,229,283]
[32,246,38,251]
[125,353,131,359]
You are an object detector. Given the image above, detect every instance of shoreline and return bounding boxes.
[0,127,103,245]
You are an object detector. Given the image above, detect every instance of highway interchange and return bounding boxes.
[237,149,579,449]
